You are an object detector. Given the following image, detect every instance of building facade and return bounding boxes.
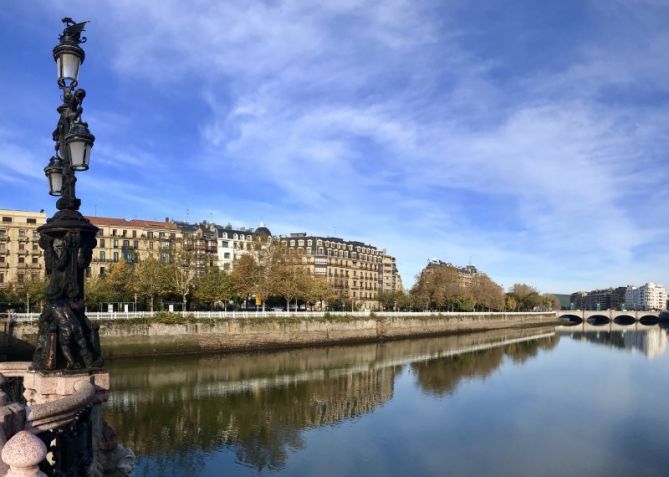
[281,233,390,310]
[380,254,403,293]
[87,216,182,277]
[213,223,271,272]
[0,209,47,288]
[624,283,668,311]
[424,260,480,288]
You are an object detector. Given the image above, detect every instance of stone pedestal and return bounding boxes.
[21,370,109,406]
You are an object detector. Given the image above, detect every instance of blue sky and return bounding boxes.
[1,0,668,293]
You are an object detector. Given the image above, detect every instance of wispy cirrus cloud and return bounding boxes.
[1,0,668,292]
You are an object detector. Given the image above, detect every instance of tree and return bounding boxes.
[193,267,234,309]
[509,283,542,311]
[132,257,170,312]
[540,293,561,311]
[230,254,263,307]
[105,257,133,302]
[165,251,198,311]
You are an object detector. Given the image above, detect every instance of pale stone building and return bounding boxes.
[624,283,668,311]
[380,254,403,293]
[214,223,271,272]
[281,233,389,310]
[0,209,47,287]
[86,216,182,277]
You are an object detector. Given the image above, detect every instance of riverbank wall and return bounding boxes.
[3,312,558,360]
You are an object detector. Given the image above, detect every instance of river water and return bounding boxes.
[105,324,669,476]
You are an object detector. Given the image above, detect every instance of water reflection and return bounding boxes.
[559,327,668,359]
[105,327,556,474]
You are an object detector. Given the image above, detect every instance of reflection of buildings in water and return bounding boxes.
[105,327,557,472]
[623,328,668,359]
[561,328,668,360]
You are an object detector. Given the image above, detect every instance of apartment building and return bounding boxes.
[424,260,480,287]
[86,216,182,276]
[625,283,668,311]
[0,209,47,287]
[380,254,403,293]
[172,221,218,277]
[214,223,271,271]
[281,233,386,310]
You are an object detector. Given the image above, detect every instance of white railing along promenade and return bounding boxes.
[1,310,555,323]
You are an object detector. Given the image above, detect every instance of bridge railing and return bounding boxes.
[1,310,556,322]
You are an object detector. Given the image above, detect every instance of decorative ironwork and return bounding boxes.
[38,406,94,476]
[32,18,103,372]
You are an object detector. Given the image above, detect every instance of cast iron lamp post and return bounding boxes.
[32,18,103,372]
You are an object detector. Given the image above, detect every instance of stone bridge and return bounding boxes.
[557,309,663,326]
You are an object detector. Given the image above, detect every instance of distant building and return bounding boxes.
[281,233,396,311]
[424,260,479,288]
[624,283,667,311]
[0,209,47,287]
[87,216,183,276]
[569,291,588,310]
[213,223,271,272]
[380,254,403,293]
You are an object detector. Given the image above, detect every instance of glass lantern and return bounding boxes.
[65,123,95,171]
[44,156,64,196]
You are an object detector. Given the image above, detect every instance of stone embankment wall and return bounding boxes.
[5,313,558,359]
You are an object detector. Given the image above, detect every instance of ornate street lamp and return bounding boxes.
[32,18,103,372]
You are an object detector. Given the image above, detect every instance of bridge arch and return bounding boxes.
[639,316,660,326]
[586,315,610,326]
[613,315,636,326]
[559,315,582,326]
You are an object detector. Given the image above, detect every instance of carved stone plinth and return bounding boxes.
[21,370,109,406]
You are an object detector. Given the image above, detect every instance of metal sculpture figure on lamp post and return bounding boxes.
[32,18,103,372]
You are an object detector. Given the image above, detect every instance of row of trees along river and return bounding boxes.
[0,246,559,312]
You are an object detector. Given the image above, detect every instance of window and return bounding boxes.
[170,233,176,239]
[132,230,137,238]
[0,229,5,237]
[32,244,38,252]
[19,229,26,238]
[0,272,3,283]
[99,238,105,248]
[159,232,165,239]
[32,257,38,264]
[224,252,231,259]
[100,267,106,276]
[100,251,106,261]
[2,217,12,223]
[27,218,36,224]
[113,240,118,248]
[0,243,5,252]
[122,230,127,237]
[112,229,117,236]
[149,241,154,249]
[221,241,229,247]
[0,256,4,263]
[307,240,312,246]
[147,231,153,239]
[19,243,24,251]
[17,272,24,284]
[123,240,130,248]
[113,252,119,262]
[133,240,139,249]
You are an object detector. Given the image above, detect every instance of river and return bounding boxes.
[104,323,669,476]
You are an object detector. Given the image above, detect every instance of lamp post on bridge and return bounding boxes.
[32,18,103,372]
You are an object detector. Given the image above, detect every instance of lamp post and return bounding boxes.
[32,18,103,372]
